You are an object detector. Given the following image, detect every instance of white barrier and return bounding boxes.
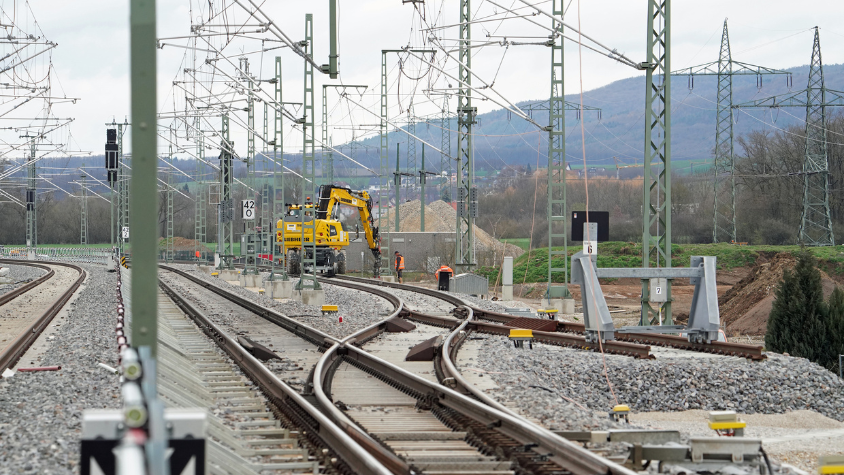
[0,246,115,265]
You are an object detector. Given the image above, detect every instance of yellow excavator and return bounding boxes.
[276,184,382,276]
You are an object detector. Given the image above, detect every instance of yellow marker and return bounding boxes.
[612,404,630,413]
[708,421,747,430]
[819,456,844,474]
[321,305,339,315]
[508,329,533,339]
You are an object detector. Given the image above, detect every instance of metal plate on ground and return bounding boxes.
[504,317,557,333]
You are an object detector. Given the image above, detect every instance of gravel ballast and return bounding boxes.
[472,334,844,428]
[170,265,395,338]
[0,264,120,474]
[0,263,48,296]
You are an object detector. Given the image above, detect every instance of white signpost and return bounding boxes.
[583,222,598,256]
[241,200,255,220]
[121,226,130,240]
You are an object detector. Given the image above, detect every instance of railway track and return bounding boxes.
[329,275,766,361]
[160,264,637,475]
[0,259,86,375]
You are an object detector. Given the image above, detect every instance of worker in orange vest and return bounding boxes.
[435,264,453,291]
[394,251,405,283]
[435,265,453,280]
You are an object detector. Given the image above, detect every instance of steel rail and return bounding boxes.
[0,259,86,375]
[159,265,335,347]
[161,265,414,472]
[326,339,639,475]
[331,275,765,360]
[316,279,638,475]
[157,277,394,475]
[330,275,652,358]
[0,260,54,307]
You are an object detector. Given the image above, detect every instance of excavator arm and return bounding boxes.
[316,185,382,269]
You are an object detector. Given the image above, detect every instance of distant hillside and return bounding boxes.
[6,63,843,194]
[345,63,844,171]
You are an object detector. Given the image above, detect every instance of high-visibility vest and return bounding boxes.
[396,255,405,270]
[435,266,453,279]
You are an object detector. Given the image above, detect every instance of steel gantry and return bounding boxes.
[79,169,88,245]
[381,48,435,277]
[456,0,477,273]
[24,136,37,253]
[106,119,129,257]
[640,0,672,325]
[734,27,844,247]
[193,116,207,263]
[546,0,568,297]
[297,13,320,291]
[672,20,791,244]
[270,55,287,281]
[218,114,235,270]
[242,57,259,276]
[166,145,174,263]
[440,95,452,202]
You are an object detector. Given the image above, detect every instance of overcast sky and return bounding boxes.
[24,0,844,157]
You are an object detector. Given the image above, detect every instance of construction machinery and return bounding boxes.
[277,185,382,277]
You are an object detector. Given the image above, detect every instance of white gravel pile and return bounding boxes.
[0,263,47,296]
[0,264,120,474]
[473,334,844,430]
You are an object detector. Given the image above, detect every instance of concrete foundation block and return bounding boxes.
[381,276,396,283]
[541,298,576,315]
[271,280,294,299]
[198,265,213,275]
[220,269,238,281]
[299,289,325,307]
[239,274,260,288]
[502,285,513,301]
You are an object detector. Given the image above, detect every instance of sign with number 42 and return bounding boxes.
[241,200,255,220]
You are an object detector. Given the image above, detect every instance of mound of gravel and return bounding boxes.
[0,264,120,474]
[475,335,844,427]
[0,263,48,296]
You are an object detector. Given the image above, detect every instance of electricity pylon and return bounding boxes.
[734,27,844,247]
[672,19,791,244]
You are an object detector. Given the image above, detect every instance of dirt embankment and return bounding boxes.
[719,252,839,336]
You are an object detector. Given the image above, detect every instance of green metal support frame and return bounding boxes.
[273,56,288,281]
[242,57,259,276]
[296,13,320,291]
[546,1,569,298]
[166,145,174,262]
[218,115,235,270]
[456,0,477,273]
[25,139,37,252]
[80,170,88,245]
[193,116,207,263]
[641,0,672,326]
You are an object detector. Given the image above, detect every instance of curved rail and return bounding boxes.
[330,275,652,358]
[0,259,86,375]
[0,260,54,307]
[332,275,765,360]
[161,265,411,473]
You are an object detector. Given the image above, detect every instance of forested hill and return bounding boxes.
[13,63,844,189]
[348,63,844,170]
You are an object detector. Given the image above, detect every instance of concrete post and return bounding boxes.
[502,256,513,301]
